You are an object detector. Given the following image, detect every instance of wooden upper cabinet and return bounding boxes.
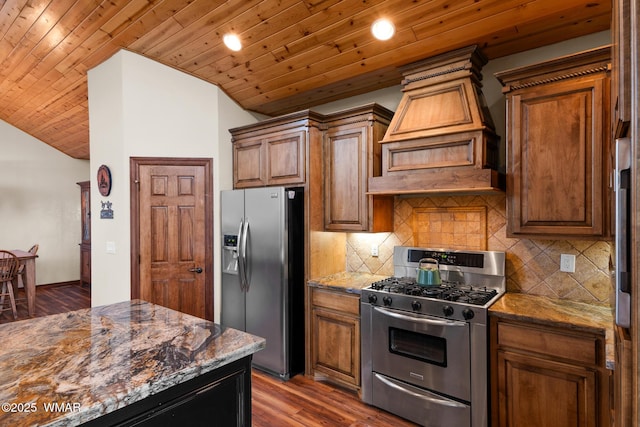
[231,104,394,232]
[230,111,324,188]
[265,131,306,186]
[233,137,265,187]
[323,104,394,232]
[496,46,611,238]
[612,0,631,137]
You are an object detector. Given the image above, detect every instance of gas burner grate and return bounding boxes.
[368,277,498,306]
[369,277,415,293]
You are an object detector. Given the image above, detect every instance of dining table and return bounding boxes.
[1,250,37,317]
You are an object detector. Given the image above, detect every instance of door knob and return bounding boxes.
[189,267,203,274]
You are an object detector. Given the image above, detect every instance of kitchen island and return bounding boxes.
[0,299,265,426]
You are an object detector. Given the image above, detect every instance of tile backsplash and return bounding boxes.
[413,206,487,250]
[346,194,612,306]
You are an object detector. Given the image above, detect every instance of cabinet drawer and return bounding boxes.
[496,322,599,366]
[311,288,359,316]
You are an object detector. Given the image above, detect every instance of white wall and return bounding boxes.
[87,50,257,320]
[0,120,89,284]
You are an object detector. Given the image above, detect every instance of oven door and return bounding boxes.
[371,306,471,402]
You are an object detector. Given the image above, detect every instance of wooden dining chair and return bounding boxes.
[0,250,20,320]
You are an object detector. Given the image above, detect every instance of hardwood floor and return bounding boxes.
[252,370,418,427]
[0,283,91,323]
[0,284,418,427]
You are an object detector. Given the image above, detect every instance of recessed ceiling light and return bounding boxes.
[371,18,395,41]
[223,33,242,51]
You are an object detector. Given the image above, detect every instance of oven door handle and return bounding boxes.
[374,373,469,408]
[373,306,466,327]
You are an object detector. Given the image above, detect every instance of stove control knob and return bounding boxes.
[368,294,377,304]
[462,308,475,320]
[442,305,454,317]
[383,296,393,306]
[411,301,422,311]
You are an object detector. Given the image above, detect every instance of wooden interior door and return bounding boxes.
[131,158,213,320]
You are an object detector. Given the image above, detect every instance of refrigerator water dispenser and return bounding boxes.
[222,234,239,274]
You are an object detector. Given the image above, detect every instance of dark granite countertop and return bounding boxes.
[307,271,387,294]
[489,293,614,370]
[0,299,265,427]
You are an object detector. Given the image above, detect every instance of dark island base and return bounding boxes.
[83,356,252,427]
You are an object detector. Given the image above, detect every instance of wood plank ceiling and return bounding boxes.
[0,0,610,159]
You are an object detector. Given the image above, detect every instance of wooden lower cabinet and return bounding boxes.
[310,287,360,390]
[490,317,610,427]
[80,243,91,286]
[496,350,598,427]
[614,326,632,427]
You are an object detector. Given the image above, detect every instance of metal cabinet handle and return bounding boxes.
[189,267,203,274]
[373,306,466,327]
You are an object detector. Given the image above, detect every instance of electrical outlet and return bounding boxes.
[371,244,379,257]
[560,254,575,273]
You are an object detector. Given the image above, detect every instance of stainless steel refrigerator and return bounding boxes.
[221,186,305,379]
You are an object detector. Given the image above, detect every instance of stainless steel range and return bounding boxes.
[361,246,506,427]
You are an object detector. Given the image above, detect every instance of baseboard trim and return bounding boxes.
[35,280,84,289]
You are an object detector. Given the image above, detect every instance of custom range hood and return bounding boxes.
[368,45,504,195]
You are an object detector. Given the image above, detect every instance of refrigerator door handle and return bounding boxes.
[237,218,247,292]
[615,137,632,328]
[241,218,251,291]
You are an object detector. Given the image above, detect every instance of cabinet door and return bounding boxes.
[233,130,306,188]
[80,244,91,286]
[614,326,633,427]
[507,76,608,237]
[324,125,368,231]
[323,123,393,232]
[265,130,306,186]
[234,138,266,188]
[311,305,360,388]
[495,350,597,427]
